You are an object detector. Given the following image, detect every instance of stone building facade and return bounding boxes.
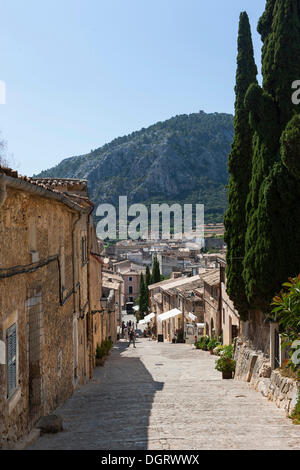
[203,270,221,338]
[218,258,240,345]
[0,169,107,448]
[149,274,206,342]
[122,269,145,304]
[102,271,124,342]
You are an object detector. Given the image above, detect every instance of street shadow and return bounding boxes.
[28,340,164,450]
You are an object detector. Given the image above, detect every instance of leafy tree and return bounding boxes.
[271,275,300,378]
[224,11,257,320]
[271,276,300,342]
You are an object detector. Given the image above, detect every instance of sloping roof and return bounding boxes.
[30,177,88,191]
[161,274,202,292]
[202,269,220,286]
[102,271,123,283]
[148,277,181,291]
[113,259,131,266]
[0,167,90,213]
[175,278,205,292]
[102,278,120,290]
[122,268,146,275]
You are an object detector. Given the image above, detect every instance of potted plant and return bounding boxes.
[207,338,219,355]
[194,336,203,349]
[215,356,236,379]
[202,336,211,351]
[102,338,113,356]
[214,344,225,356]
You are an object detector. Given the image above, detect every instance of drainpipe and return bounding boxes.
[86,205,95,378]
[0,179,7,208]
[71,212,81,385]
[72,213,82,315]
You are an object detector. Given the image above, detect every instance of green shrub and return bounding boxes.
[194,336,210,350]
[207,338,220,351]
[271,276,300,375]
[101,338,113,356]
[290,392,300,425]
[215,356,236,373]
[197,336,210,350]
[214,344,225,356]
[96,345,106,359]
[222,344,234,359]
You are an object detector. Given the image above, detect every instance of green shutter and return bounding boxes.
[6,323,17,398]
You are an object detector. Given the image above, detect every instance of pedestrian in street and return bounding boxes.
[123,326,128,340]
[128,328,136,348]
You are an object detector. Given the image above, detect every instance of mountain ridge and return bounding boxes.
[35,111,234,222]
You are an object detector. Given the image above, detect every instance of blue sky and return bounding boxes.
[0,0,265,176]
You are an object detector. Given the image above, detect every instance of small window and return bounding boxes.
[6,324,17,398]
[129,277,133,282]
[223,308,226,324]
[129,286,133,294]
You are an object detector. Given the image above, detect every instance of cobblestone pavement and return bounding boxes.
[29,339,300,450]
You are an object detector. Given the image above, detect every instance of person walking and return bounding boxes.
[128,328,136,348]
[123,325,128,341]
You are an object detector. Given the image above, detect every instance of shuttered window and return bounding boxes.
[6,323,17,398]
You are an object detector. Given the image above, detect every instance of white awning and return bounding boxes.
[138,319,146,325]
[133,305,139,311]
[143,312,155,323]
[188,312,197,321]
[196,323,205,328]
[158,308,182,322]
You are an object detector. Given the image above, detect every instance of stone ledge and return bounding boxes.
[234,340,299,415]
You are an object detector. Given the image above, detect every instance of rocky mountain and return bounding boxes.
[36,111,233,222]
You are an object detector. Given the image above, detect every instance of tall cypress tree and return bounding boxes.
[138,273,147,319]
[154,256,161,283]
[146,266,151,287]
[145,265,151,311]
[243,0,300,310]
[224,11,257,320]
[151,255,161,284]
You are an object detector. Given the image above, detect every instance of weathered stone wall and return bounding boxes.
[0,185,102,448]
[123,273,140,303]
[0,189,77,447]
[89,223,103,364]
[240,311,271,355]
[73,213,89,385]
[234,339,299,416]
[220,281,239,346]
[203,285,220,337]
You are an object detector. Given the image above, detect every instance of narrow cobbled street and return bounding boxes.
[29,339,300,450]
